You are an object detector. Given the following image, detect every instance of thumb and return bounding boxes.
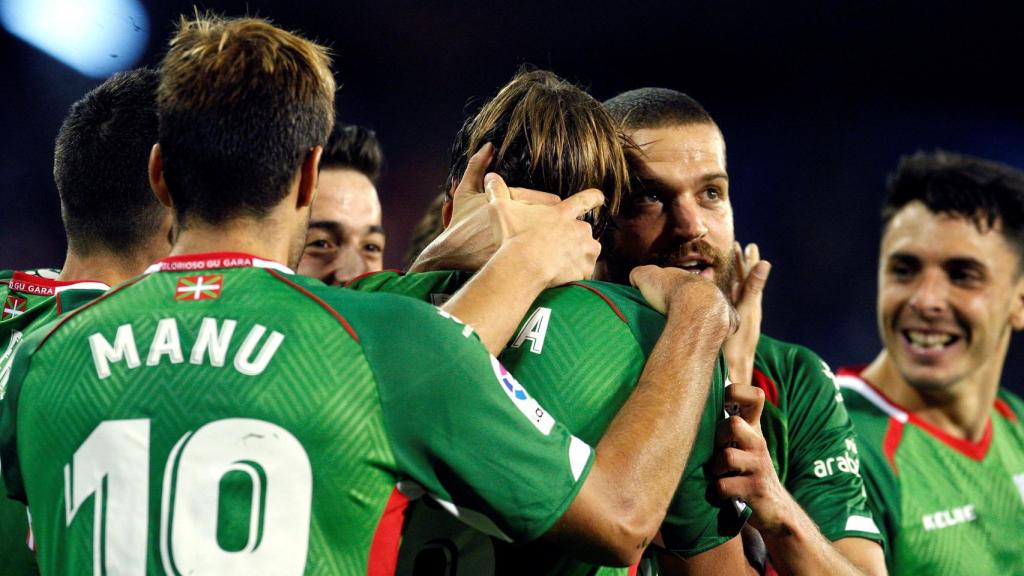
[485,172,512,204]
[455,143,494,201]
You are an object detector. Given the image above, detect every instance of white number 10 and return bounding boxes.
[64,418,312,575]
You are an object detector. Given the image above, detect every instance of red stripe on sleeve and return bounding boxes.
[367,486,410,576]
[883,418,905,474]
[627,561,639,576]
[751,368,779,406]
[569,282,627,323]
[268,270,360,342]
[995,398,1018,422]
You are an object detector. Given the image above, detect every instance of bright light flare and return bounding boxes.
[1,0,148,78]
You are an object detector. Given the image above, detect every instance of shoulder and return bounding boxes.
[835,368,904,448]
[756,334,829,372]
[995,388,1024,424]
[345,269,472,302]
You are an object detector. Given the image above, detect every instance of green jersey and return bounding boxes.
[750,337,880,546]
[0,253,595,575]
[0,269,108,576]
[838,366,1024,574]
[348,270,746,575]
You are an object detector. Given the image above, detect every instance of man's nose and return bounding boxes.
[909,269,950,317]
[332,246,367,286]
[668,196,708,241]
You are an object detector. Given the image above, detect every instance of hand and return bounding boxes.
[487,173,604,287]
[409,143,593,275]
[714,383,794,535]
[723,242,771,386]
[629,265,737,340]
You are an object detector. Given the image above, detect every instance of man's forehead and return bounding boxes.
[629,124,727,170]
[882,202,1014,262]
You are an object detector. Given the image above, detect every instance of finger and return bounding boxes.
[558,188,605,219]
[731,242,745,303]
[454,143,494,200]
[717,474,757,501]
[744,243,761,268]
[484,172,511,204]
[725,383,765,425]
[717,416,762,451]
[712,446,759,477]
[509,187,561,206]
[737,260,772,309]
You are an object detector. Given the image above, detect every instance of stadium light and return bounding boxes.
[1,0,148,78]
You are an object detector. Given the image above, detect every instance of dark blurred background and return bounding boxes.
[2,0,1024,393]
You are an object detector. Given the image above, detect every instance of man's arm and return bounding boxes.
[542,266,734,565]
[714,384,886,576]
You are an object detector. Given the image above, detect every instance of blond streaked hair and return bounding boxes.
[448,69,632,226]
[157,14,335,225]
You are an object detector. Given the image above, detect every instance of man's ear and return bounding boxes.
[298,145,323,209]
[441,178,456,228]
[1011,274,1024,331]
[149,144,173,208]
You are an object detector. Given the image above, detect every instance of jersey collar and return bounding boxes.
[145,252,294,275]
[837,365,993,461]
[8,271,109,297]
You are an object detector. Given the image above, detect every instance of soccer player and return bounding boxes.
[836,151,1024,573]
[297,123,387,285]
[601,89,886,575]
[0,67,170,575]
[349,69,751,574]
[0,16,734,573]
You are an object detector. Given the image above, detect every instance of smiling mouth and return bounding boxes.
[675,259,713,275]
[902,329,960,350]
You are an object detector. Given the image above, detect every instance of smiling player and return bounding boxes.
[837,151,1024,573]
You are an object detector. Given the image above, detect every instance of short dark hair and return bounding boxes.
[157,15,335,226]
[53,68,164,255]
[447,68,632,227]
[603,87,714,130]
[883,150,1024,259]
[321,124,383,183]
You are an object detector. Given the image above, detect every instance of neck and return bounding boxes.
[58,249,148,286]
[861,350,1002,443]
[170,217,296,268]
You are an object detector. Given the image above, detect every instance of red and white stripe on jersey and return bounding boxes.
[145,252,294,275]
[8,271,108,297]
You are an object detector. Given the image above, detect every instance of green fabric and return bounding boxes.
[349,270,745,575]
[840,371,1024,574]
[0,269,104,576]
[753,337,880,543]
[1,263,591,574]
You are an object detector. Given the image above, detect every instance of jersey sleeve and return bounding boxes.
[0,327,46,504]
[356,294,593,543]
[775,345,882,542]
[839,386,901,561]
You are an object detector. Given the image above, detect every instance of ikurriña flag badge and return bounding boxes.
[175,275,223,301]
[2,295,27,319]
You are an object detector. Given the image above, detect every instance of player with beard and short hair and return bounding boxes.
[297,123,387,285]
[602,88,886,575]
[0,18,732,573]
[0,67,171,576]
[349,68,751,574]
[836,151,1024,573]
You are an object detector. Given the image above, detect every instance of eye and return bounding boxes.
[947,266,983,286]
[887,260,916,281]
[704,186,721,201]
[363,242,384,254]
[306,239,332,250]
[633,190,662,206]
